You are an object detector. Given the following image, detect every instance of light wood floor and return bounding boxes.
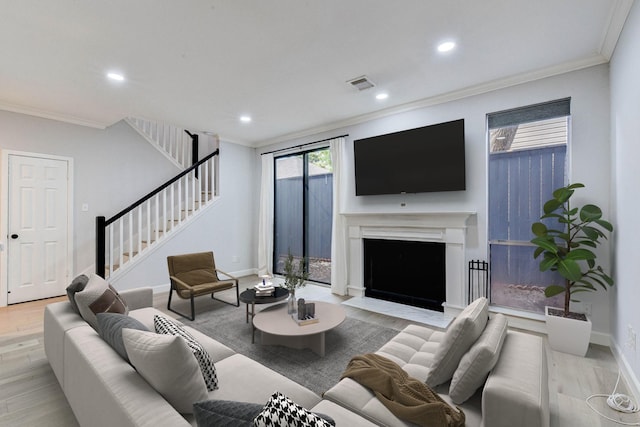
[1,278,639,427]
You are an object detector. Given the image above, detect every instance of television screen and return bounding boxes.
[354,119,465,196]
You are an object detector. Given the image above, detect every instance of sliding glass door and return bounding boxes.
[273,148,333,283]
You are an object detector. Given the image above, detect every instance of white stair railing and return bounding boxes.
[97,151,217,278]
[125,117,194,170]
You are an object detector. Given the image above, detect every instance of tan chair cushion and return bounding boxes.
[449,314,508,404]
[425,297,489,387]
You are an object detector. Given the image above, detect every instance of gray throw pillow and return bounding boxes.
[66,274,89,314]
[96,313,148,361]
[192,400,336,427]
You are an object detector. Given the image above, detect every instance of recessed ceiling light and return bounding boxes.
[107,72,125,81]
[240,115,252,123]
[437,41,456,53]
[376,93,389,100]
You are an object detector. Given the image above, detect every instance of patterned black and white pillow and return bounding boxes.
[154,315,218,391]
[253,392,332,427]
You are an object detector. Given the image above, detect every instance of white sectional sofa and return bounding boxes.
[44,285,549,427]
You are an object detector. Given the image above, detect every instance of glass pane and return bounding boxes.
[274,155,303,274]
[490,243,564,313]
[307,148,332,283]
[488,112,568,313]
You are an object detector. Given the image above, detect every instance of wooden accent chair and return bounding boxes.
[166,251,239,320]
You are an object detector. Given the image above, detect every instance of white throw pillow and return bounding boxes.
[449,314,508,403]
[154,314,218,391]
[122,328,208,414]
[425,297,489,387]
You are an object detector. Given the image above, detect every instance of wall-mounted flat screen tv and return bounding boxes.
[354,118,465,196]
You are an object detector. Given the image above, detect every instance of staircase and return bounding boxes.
[96,119,219,279]
[125,117,196,170]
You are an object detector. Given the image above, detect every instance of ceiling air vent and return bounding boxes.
[347,75,375,91]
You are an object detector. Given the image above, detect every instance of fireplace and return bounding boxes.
[364,239,446,312]
[342,212,475,314]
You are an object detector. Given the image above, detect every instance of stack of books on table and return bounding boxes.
[254,283,275,297]
[292,314,319,326]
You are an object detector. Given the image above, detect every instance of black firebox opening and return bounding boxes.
[363,238,446,312]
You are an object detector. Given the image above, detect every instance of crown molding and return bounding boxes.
[0,101,109,129]
[255,54,609,148]
[599,0,635,60]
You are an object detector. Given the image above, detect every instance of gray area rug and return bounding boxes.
[183,302,400,395]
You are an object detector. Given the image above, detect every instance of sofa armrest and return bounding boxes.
[482,331,549,427]
[120,287,153,310]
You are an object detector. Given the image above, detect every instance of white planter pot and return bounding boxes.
[545,306,592,357]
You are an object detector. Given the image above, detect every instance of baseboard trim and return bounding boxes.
[610,337,640,403]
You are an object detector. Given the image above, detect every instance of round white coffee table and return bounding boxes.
[252,301,346,357]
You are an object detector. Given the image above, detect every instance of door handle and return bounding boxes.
[10,234,18,239]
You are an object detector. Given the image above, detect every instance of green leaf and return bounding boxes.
[580,204,603,221]
[595,219,613,232]
[543,199,562,214]
[544,285,566,298]
[567,183,585,190]
[539,256,558,271]
[566,248,596,260]
[553,187,574,203]
[531,237,559,253]
[581,226,600,240]
[587,259,595,268]
[533,246,545,259]
[557,259,583,282]
[575,239,597,248]
[531,222,548,237]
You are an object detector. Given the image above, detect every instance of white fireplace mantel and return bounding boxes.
[342,211,476,311]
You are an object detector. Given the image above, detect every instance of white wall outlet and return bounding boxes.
[81,203,89,212]
[231,255,239,263]
[627,324,636,354]
[583,302,592,316]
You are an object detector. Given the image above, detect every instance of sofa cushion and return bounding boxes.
[192,399,335,427]
[66,274,89,314]
[425,297,489,387]
[376,324,443,381]
[122,328,208,414]
[154,314,218,391]
[74,273,128,330]
[449,314,508,404]
[96,312,148,361]
[253,392,333,427]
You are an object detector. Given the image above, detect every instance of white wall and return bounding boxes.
[0,111,180,274]
[257,64,613,337]
[610,0,640,395]
[110,140,257,291]
[0,111,258,296]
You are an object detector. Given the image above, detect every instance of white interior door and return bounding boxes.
[7,154,70,304]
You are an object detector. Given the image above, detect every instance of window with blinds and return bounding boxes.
[487,99,569,313]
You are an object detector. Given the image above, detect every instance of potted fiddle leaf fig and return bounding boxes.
[531,183,613,356]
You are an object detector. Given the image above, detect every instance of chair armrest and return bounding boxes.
[215,269,238,282]
[120,287,153,310]
[169,276,193,292]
